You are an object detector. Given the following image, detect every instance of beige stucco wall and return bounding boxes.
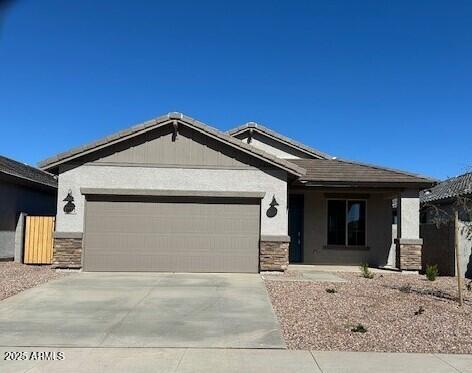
[301,191,393,266]
[56,164,288,237]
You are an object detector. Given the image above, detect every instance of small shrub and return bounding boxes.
[399,284,412,293]
[326,288,337,294]
[359,263,374,279]
[414,306,425,315]
[351,324,367,333]
[425,265,439,281]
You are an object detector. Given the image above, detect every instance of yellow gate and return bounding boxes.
[24,216,55,264]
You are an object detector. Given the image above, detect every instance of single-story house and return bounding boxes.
[38,112,435,273]
[0,155,57,261]
[420,172,471,278]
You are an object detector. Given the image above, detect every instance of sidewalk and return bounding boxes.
[1,348,471,373]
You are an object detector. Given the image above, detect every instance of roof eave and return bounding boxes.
[333,158,437,183]
[0,170,57,190]
[296,180,436,189]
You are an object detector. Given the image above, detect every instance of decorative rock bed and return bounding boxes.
[265,272,472,353]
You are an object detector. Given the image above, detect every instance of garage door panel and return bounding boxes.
[84,197,260,272]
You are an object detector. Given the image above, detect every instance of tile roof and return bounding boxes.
[227,122,331,159]
[0,155,57,188]
[420,172,472,203]
[290,158,435,186]
[38,113,306,177]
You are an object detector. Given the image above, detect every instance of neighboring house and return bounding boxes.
[420,172,472,278]
[0,155,57,261]
[38,112,434,273]
[420,172,472,223]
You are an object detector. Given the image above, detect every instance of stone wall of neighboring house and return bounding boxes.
[0,181,56,259]
[301,191,393,267]
[420,221,472,278]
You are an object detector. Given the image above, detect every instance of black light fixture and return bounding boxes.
[63,189,76,214]
[172,120,179,142]
[266,195,279,218]
[247,128,254,144]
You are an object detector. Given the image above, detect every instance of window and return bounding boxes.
[327,200,366,246]
[327,200,346,245]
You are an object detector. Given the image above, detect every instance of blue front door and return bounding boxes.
[288,194,304,263]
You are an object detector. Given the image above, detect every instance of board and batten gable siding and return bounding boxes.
[54,126,289,237]
[234,132,314,160]
[89,125,267,169]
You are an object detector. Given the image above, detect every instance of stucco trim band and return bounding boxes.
[260,235,290,242]
[395,238,423,245]
[80,188,266,199]
[54,232,83,239]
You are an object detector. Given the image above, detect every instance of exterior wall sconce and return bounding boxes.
[266,195,279,218]
[63,189,76,214]
[172,120,179,142]
[247,128,254,144]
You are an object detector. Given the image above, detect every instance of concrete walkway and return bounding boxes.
[0,348,470,372]
[0,273,284,349]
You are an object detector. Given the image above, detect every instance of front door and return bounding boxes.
[288,194,304,263]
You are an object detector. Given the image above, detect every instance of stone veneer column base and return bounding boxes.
[395,238,422,271]
[52,233,83,269]
[260,236,290,271]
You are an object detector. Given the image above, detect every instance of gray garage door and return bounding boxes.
[83,196,260,272]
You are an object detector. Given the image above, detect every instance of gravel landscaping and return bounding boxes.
[265,271,472,354]
[0,262,68,301]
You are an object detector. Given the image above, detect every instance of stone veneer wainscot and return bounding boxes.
[395,238,422,271]
[53,233,82,269]
[260,236,290,271]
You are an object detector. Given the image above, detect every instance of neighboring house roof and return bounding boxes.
[420,172,472,204]
[0,155,57,189]
[290,158,436,187]
[38,112,306,177]
[227,122,331,160]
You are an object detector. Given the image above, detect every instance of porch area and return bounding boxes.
[286,188,423,272]
[281,156,434,272]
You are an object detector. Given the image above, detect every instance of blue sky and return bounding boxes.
[1,0,471,179]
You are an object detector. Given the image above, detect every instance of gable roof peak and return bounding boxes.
[167,112,184,119]
[227,122,332,160]
[244,121,260,127]
[38,112,305,177]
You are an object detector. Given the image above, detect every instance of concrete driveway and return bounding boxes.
[0,273,285,349]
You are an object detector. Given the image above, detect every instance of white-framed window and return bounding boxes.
[327,200,366,246]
